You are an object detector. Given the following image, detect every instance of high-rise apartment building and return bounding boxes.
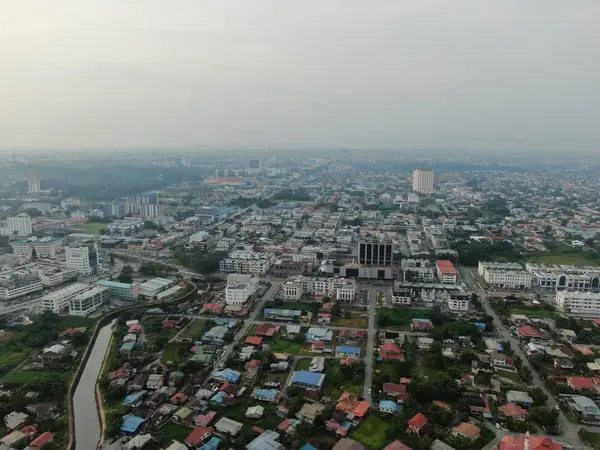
[412,168,434,194]
[358,240,394,266]
[66,241,99,275]
[124,192,161,218]
[5,214,33,236]
[249,159,261,169]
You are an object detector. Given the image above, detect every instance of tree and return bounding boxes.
[99,228,108,235]
[530,406,559,428]
[143,220,158,230]
[24,208,43,217]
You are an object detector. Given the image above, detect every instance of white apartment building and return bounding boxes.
[555,291,600,316]
[412,168,434,194]
[41,283,89,313]
[478,261,524,276]
[391,288,411,306]
[32,238,63,257]
[38,268,78,287]
[526,263,600,291]
[69,286,111,315]
[447,297,470,312]
[477,261,532,289]
[9,241,33,259]
[225,274,258,305]
[219,250,272,275]
[66,241,99,276]
[281,276,356,303]
[0,277,43,300]
[5,214,33,236]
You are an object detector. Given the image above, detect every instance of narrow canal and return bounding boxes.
[73,320,115,450]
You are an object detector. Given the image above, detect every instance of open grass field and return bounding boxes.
[160,421,192,442]
[73,222,109,234]
[497,368,523,386]
[324,361,363,401]
[533,253,600,266]
[181,319,207,339]
[508,308,557,318]
[269,338,302,354]
[161,342,190,365]
[296,358,312,371]
[2,371,67,386]
[337,317,368,328]
[377,307,435,329]
[352,415,390,450]
[0,352,29,368]
[57,315,97,329]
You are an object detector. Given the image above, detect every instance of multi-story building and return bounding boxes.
[391,286,411,306]
[66,241,99,276]
[97,280,140,299]
[270,257,312,278]
[555,291,600,316]
[526,263,600,291]
[41,283,90,313]
[4,214,33,237]
[69,286,111,315]
[478,261,531,289]
[412,168,434,194]
[137,277,174,298]
[0,270,43,300]
[103,202,125,219]
[9,241,34,259]
[220,250,273,275]
[38,267,78,287]
[124,192,161,218]
[281,276,356,303]
[436,260,458,284]
[391,281,467,305]
[448,297,470,312]
[32,238,63,257]
[225,277,258,306]
[357,239,393,266]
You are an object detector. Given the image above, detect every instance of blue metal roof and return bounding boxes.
[299,445,318,450]
[291,371,325,387]
[379,400,402,412]
[121,416,146,433]
[335,345,361,354]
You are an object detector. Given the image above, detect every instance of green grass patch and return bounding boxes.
[377,307,435,329]
[269,338,302,354]
[160,421,192,442]
[337,317,368,328]
[508,308,557,318]
[161,343,190,365]
[181,319,207,339]
[57,315,97,329]
[496,368,523,386]
[352,415,390,450]
[2,371,67,386]
[324,361,363,401]
[73,222,109,235]
[0,352,28,368]
[533,253,600,266]
[296,358,311,371]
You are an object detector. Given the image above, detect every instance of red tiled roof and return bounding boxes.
[185,426,214,446]
[380,342,405,360]
[573,344,594,355]
[568,376,596,390]
[245,336,263,346]
[518,325,544,338]
[408,413,428,429]
[251,426,264,434]
[194,411,217,426]
[30,431,54,448]
[203,303,224,310]
[436,260,457,275]
[497,434,562,450]
[255,323,279,336]
[277,419,292,431]
[499,403,528,417]
[382,383,407,399]
[245,359,262,369]
[128,324,142,332]
[353,401,370,418]
[433,400,451,410]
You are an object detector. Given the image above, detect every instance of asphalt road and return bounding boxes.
[362,288,378,403]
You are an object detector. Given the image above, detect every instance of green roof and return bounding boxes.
[97,280,140,289]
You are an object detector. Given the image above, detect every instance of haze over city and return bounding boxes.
[2,1,600,152]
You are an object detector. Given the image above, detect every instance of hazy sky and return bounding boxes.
[1,1,599,150]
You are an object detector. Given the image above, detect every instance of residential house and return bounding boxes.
[214,417,243,436]
[246,405,265,419]
[417,337,434,350]
[291,371,325,391]
[411,319,434,331]
[296,403,325,424]
[247,429,284,450]
[407,413,429,434]
[506,391,533,408]
[379,342,405,361]
[567,376,597,392]
[568,395,600,422]
[379,400,403,414]
[185,426,214,447]
[4,412,28,430]
[499,403,528,421]
[383,442,412,450]
[452,422,481,441]
[382,383,407,402]
[495,433,562,450]
[146,374,164,390]
[335,346,361,358]
[332,438,367,450]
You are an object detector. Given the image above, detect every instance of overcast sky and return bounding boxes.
[1,1,599,151]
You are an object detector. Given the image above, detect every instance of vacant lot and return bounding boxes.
[533,253,600,266]
[296,358,312,371]
[73,222,108,235]
[337,317,368,328]
[269,338,302,354]
[352,415,390,450]
[377,308,435,329]
[2,371,67,386]
[508,308,557,318]
[160,421,192,442]
[57,315,97,329]
[181,319,207,339]
[161,343,190,365]
[323,361,363,401]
